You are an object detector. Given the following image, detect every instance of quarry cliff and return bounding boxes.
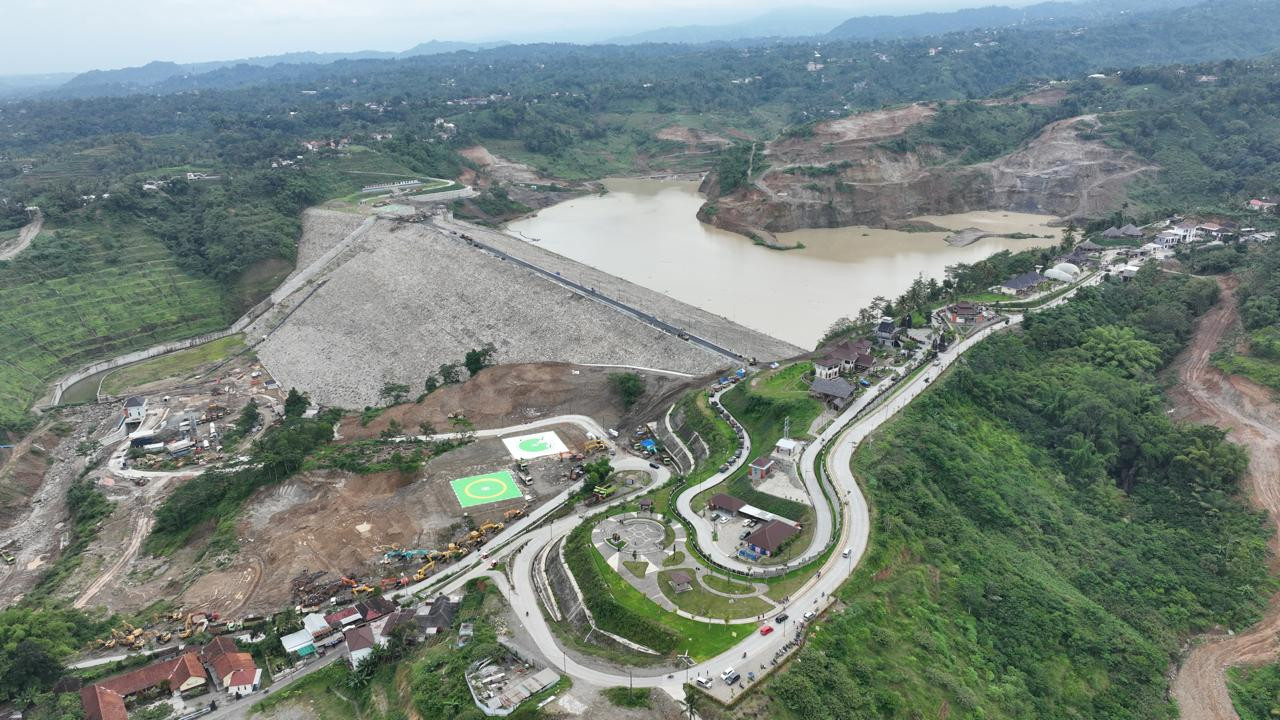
[697,104,1155,246]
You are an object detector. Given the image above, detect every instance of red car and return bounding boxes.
[759,625,774,636]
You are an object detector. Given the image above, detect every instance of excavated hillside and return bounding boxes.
[698,104,1154,245]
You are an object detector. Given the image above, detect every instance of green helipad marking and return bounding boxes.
[518,437,551,453]
[450,470,523,509]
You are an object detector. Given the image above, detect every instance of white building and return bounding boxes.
[123,396,147,424]
[225,668,262,697]
[774,438,803,459]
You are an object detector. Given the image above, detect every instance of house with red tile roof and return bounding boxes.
[81,652,207,720]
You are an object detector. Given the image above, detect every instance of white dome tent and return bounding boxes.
[1044,262,1081,283]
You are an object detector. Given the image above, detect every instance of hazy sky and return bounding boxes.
[6,0,994,75]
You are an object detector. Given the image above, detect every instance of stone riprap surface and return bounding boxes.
[454,218,805,361]
[255,220,735,408]
[288,208,367,280]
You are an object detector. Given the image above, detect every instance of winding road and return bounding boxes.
[398,268,1105,704]
[1170,277,1280,720]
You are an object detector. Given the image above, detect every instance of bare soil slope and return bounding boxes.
[1169,277,1280,720]
[341,362,694,440]
[700,105,1152,241]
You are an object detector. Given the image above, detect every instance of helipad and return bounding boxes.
[502,431,567,460]
[450,470,524,509]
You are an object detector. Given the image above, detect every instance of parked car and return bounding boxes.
[720,667,736,681]
[695,677,713,688]
[803,611,816,621]
[739,530,751,540]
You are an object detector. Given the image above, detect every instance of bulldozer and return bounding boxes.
[584,439,608,453]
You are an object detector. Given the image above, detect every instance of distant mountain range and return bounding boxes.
[826,0,1201,39]
[52,40,507,97]
[606,6,852,44]
[11,0,1215,99]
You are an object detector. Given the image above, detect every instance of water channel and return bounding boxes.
[507,178,1062,347]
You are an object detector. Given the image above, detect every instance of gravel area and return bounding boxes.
[288,208,367,281]
[255,220,730,409]
[451,217,805,361]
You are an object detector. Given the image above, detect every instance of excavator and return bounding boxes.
[584,439,608,453]
[352,584,376,596]
[414,560,436,581]
[340,576,359,588]
[503,508,525,522]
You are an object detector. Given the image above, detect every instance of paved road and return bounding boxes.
[89,263,1108,711]
[387,415,670,602]
[409,265,1109,703]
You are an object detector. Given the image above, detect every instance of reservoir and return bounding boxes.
[507,178,1061,347]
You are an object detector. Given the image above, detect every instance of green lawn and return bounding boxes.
[100,335,247,395]
[586,541,744,660]
[702,573,756,595]
[623,560,649,578]
[656,569,773,619]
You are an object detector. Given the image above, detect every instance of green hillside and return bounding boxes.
[762,270,1270,719]
[0,223,228,429]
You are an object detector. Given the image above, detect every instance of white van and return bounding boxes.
[695,677,713,689]
[841,547,852,558]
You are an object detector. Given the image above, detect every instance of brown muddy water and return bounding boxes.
[507,178,1061,347]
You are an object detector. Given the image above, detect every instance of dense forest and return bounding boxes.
[765,268,1270,718]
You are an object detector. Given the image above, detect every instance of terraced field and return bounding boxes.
[0,226,229,427]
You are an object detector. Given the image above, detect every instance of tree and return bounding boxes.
[423,375,439,394]
[582,457,613,495]
[379,382,410,406]
[1060,222,1078,253]
[609,372,646,409]
[1079,325,1163,377]
[464,346,496,376]
[418,421,436,437]
[283,388,308,418]
[439,363,462,385]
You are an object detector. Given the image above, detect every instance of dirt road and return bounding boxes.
[73,511,152,609]
[0,211,43,262]
[1169,277,1280,720]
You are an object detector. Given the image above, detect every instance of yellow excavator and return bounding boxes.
[414,560,436,581]
[352,584,376,596]
[503,508,525,522]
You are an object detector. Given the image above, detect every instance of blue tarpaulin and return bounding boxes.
[640,438,657,452]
